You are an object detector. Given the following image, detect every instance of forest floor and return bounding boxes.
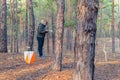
[0,52,120,80]
[0,38,120,80]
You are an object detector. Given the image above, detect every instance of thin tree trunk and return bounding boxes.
[67,0,71,20]
[118,0,120,47]
[46,21,50,55]
[103,42,107,62]
[10,0,13,53]
[66,0,72,51]
[66,27,72,50]
[16,0,19,53]
[103,28,107,62]
[46,12,50,55]
[111,0,115,53]
[47,28,50,54]
[12,0,18,53]
[13,0,16,52]
[14,0,18,53]
[28,0,35,51]
[53,0,65,71]
[73,0,77,68]
[25,0,29,46]
[0,0,7,52]
[118,22,120,47]
[100,8,102,37]
[19,12,23,52]
[51,12,55,55]
[74,0,99,80]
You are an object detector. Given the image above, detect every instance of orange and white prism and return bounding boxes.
[24,51,35,64]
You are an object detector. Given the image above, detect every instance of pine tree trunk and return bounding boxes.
[16,1,19,53]
[10,0,13,53]
[118,0,120,47]
[66,0,72,51]
[19,14,23,50]
[66,28,72,50]
[28,0,35,51]
[51,12,55,55]
[13,0,16,52]
[100,8,103,37]
[25,0,29,46]
[111,0,115,53]
[12,0,16,52]
[74,0,99,80]
[53,0,65,71]
[46,12,50,55]
[118,22,120,47]
[46,23,50,55]
[14,0,19,53]
[67,0,71,20]
[0,0,7,52]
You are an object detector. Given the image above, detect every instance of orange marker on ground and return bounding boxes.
[24,51,35,64]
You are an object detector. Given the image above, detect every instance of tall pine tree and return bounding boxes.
[0,0,7,52]
[74,0,99,80]
[28,0,35,51]
[53,0,65,71]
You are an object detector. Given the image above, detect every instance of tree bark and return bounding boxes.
[66,0,72,51]
[67,0,71,20]
[19,13,23,48]
[14,0,19,53]
[66,27,72,50]
[46,22,49,55]
[51,12,56,55]
[0,0,7,52]
[25,0,29,46]
[118,0,120,47]
[11,0,16,53]
[74,0,99,80]
[28,0,35,51]
[10,0,13,53]
[53,0,65,71]
[111,0,115,53]
[99,8,103,37]
[118,22,120,47]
